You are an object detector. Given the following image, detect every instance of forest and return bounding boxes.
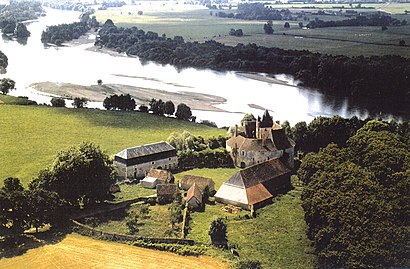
[93,20,410,107]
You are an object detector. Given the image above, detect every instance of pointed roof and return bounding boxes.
[226,135,278,152]
[186,183,203,204]
[260,109,273,128]
[116,141,175,159]
[179,175,215,192]
[146,168,174,182]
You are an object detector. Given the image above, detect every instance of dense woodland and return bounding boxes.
[297,121,409,269]
[307,14,407,28]
[94,20,410,106]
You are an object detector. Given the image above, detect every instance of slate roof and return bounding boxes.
[186,183,203,204]
[116,141,175,160]
[179,175,215,192]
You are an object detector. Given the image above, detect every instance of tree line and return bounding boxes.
[94,20,410,108]
[297,120,409,269]
[215,3,294,21]
[307,14,406,28]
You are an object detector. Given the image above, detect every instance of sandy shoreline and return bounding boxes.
[30,82,227,112]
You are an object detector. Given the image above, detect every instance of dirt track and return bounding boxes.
[0,234,229,269]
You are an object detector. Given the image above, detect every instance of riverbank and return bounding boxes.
[30,82,227,112]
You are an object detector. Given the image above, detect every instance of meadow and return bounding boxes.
[0,103,225,186]
[94,2,410,57]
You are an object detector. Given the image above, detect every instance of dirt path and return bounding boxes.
[0,234,229,269]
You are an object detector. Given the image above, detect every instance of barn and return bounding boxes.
[114,141,177,180]
[140,168,174,189]
[215,158,291,210]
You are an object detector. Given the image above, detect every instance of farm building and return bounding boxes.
[157,183,178,204]
[114,141,177,180]
[140,168,174,189]
[227,110,295,169]
[185,183,203,209]
[178,175,215,194]
[215,158,291,210]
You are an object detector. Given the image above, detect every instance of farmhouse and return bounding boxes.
[185,183,203,209]
[140,168,174,189]
[215,158,291,210]
[227,110,295,169]
[114,141,177,180]
[178,175,215,194]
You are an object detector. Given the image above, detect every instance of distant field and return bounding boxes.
[0,233,228,269]
[94,3,410,57]
[0,104,225,186]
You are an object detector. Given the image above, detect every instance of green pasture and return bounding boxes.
[94,3,410,57]
[0,104,225,186]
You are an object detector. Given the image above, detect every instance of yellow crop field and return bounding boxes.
[0,234,228,269]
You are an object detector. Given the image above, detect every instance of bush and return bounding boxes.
[50,97,66,107]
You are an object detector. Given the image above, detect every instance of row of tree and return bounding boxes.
[306,14,406,28]
[41,21,91,46]
[94,20,410,107]
[297,121,409,268]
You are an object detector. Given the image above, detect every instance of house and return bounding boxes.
[178,175,215,195]
[185,183,203,209]
[226,110,295,169]
[114,141,177,180]
[215,158,291,210]
[156,183,178,204]
[140,168,174,189]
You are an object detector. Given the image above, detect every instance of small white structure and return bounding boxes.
[114,141,177,180]
[140,177,158,189]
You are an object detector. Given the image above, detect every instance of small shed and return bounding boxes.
[156,183,178,204]
[178,175,215,195]
[186,183,203,209]
[141,168,174,189]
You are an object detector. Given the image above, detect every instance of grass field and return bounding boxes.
[0,104,225,186]
[0,233,228,269]
[94,3,410,57]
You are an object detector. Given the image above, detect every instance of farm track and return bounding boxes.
[0,234,228,269]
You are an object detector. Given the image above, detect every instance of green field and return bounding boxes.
[0,104,225,186]
[94,3,410,57]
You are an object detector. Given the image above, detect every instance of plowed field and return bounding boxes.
[0,234,228,269]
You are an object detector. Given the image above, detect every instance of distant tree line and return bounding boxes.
[94,20,410,107]
[0,1,44,40]
[0,50,7,69]
[298,121,410,268]
[42,0,94,13]
[307,14,407,28]
[41,21,91,45]
[215,3,294,21]
[98,1,126,10]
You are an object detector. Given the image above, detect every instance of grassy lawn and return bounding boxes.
[174,167,239,190]
[0,105,225,186]
[94,3,410,57]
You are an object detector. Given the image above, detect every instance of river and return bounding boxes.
[0,8,406,127]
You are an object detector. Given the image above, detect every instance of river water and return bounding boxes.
[0,8,406,127]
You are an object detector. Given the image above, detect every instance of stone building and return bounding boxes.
[226,110,295,169]
[215,158,292,210]
[140,168,174,189]
[114,141,177,180]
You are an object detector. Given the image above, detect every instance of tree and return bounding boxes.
[149,98,165,116]
[298,22,304,28]
[138,104,148,113]
[399,40,406,46]
[50,97,66,107]
[97,79,103,85]
[0,178,27,241]
[175,103,192,121]
[32,142,116,208]
[209,217,227,246]
[72,97,88,108]
[14,23,30,38]
[284,22,290,28]
[126,212,139,234]
[164,100,175,116]
[263,21,274,34]
[0,78,15,95]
